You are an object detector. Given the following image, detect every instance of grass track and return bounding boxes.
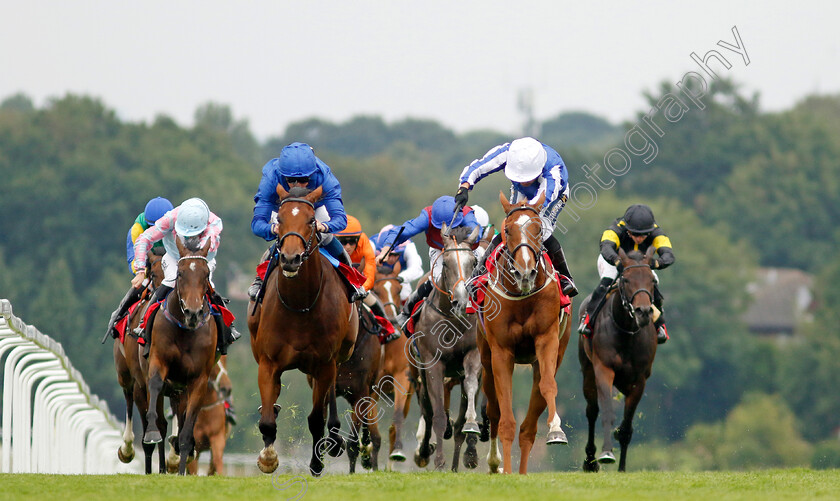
[2,470,839,500]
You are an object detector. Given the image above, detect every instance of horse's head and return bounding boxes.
[617,246,657,329]
[274,184,324,277]
[174,236,212,329]
[500,191,546,294]
[438,223,481,315]
[373,262,403,321]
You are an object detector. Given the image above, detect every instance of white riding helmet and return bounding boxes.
[471,205,490,228]
[175,198,210,237]
[504,137,546,183]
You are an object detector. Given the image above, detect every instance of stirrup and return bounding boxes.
[656,325,669,344]
[248,281,261,301]
[384,330,401,343]
[560,276,578,297]
[577,315,592,336]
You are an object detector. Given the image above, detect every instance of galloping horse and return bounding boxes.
[478,192,571,474]
[166,356,233,475]
[142,236,218,475]
[579,246,658,472]
[412,224,482,472]
[113,246,166,474]
[371,265,414,467]
[248,185,359,477]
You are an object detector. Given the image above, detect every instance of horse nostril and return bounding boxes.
[528,269,538,281]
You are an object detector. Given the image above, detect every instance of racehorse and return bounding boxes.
[142,236,218,475]
[372,265,414,467]
[412,224,482,472]
[247,185,359,477]
[113,246,166,474]
[327,306,382,473]
[579,246,658,472]
[166,356,233,475]
[478,192,572,474]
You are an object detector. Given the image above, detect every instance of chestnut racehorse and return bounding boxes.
[142,236,218,475]
[113,247,166,474]
[478,192,571,474]
[248,185,359,477]
[579,246,658,472]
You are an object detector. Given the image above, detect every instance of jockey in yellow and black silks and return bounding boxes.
[577,204,675,344]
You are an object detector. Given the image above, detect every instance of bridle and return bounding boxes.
[613,263,655,333]
[274,197,324,313]
[163,255,211,331]
[430,235,475,303]
[374,274,402,317]
[492,205,552,298]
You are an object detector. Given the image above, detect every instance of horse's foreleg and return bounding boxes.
[165,396,182,474]
[326,383,346,458]
[616,380,646,472]
[518,362,547,474]
[366,409,381,472]
[580,355,600,473]
[308,363,336,477]
[534,331,565,446]
[462,348,482,434]
[450,381,468,472]
[423,363,448,470]
[388,369,411,463]
[207,428,226,476]
[482,365,502,474]
[156,394,169,473]
[489,344,516,474]
[118,386,135,463]
[143,364,167,446]
[177,375,208,476]
[594,362,617,465]
[256,361,282,474]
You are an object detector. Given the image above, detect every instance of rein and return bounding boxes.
[611,263,655,334]
[492,205,552,298]
[163,255,211,331]
[430,236,474,303]
[273,197,325,313]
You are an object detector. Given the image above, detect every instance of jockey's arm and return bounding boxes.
[319,195,347,234]
[376,213,428,264]
[132,217,170,274]
[458,143,508,188]
[398,242,424,283]
[652,231,675,269]
[360,234,377,290]
[599,229,621,266]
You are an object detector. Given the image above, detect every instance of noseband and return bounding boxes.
[615,263,655,332]
[504,205,543,264]
[276,197,319,262]
[431,236,475,304]
[492,205,551,297]
[165,255,211,331]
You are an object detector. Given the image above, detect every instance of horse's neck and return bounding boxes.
[431,284,453,314]
[277,253,323,293]
[607,287,634,331]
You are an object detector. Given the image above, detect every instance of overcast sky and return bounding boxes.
[1,1,838,141]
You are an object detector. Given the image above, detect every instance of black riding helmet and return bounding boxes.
[623,204,656,233]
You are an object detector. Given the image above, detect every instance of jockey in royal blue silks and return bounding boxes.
[375,195,481,328]
[371,225,425,302]
[248,141,366,303]
[453,137,578,297]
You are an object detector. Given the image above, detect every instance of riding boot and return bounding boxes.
[394,279,433,329]
[545,236,578,297]
[103,285,143,343]
[577,277,613,336]
[249,247,273,301]
[653,284,668,344]
[333,245,368,303]
[210,291,241,353]
[365,295,400,342]
[136,284,172,357]
[473,233,503,278]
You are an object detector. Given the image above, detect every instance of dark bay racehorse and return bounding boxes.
[248,185,359,477]
[478,192,571,474]
[372,265,414,467]
[579,246,658,472]
[114,247,165,473]
[412,224,482,472]
[142,236,218,475]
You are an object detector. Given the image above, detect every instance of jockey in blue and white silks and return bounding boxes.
[454,137,577,297]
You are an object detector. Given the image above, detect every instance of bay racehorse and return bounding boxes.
[372,265,414,468]
[142,236,218,475]
[412,224,482,472]
[248,185,359,477]
[114,246,165,473]
[166,356,233,475]
[579,246,658,472]
[477,192,571,474]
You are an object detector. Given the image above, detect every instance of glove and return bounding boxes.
[454,187,469,210]
[650,257,660,269]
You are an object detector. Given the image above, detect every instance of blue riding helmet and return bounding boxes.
[430,195,463,229]
[144,197,173,224]
[278,142,318,178]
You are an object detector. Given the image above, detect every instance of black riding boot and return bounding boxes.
[335,249,368,303]
[394,279,433,329]
[367,297,400,342]
[473,233,503,278]
[248,247,273,301]
[210,291,240,355]
[103,285,144,342]
[137,284,173,358]
[653,284,668,344]
[545,236,578,297]
[577,277,613,336]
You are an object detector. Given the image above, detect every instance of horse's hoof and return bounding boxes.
[547,429,568,445]
[464,444,478,469]
[414,452,429,468]
[389,450,407,462]
[360,448,373,470]
[309,459,324,477]
[583,459,600,473]
[117,445,135,463]
[463,421,481,435]
[598,451,616,464]
[166,456,179,474]
[327,436,346,457]
[143,430,162,444]
[444,419,453,440]
[257,447,279,474]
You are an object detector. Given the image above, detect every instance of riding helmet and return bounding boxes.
[144,197,174,224]
[175,198,211,237]
[504,137,546,183]
[278,142,318,178]
[430,196,463,229]
[623,204,656,233]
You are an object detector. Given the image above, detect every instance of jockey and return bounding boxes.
[104,197,173,340]
[336,215,400,342]
[454,137,578,297]
[131,197,241,355]
[248,142,366,303]
[371,224,424,302]
[375,195,481,328]
[577,204,675,344]
[469,204,498,242]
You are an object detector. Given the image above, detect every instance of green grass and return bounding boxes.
[2,470,839,500]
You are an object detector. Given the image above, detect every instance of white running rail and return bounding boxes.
[0,299,140,473]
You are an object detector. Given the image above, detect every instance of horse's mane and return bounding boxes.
[287,187,312,198]
[448,225,475,244]
[150,245,165,256]
[625,250,646,262]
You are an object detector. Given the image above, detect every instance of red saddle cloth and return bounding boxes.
[467,246,572,315]
[256,258,367,287]
[115,301,142,344]
[405,299,426,336]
